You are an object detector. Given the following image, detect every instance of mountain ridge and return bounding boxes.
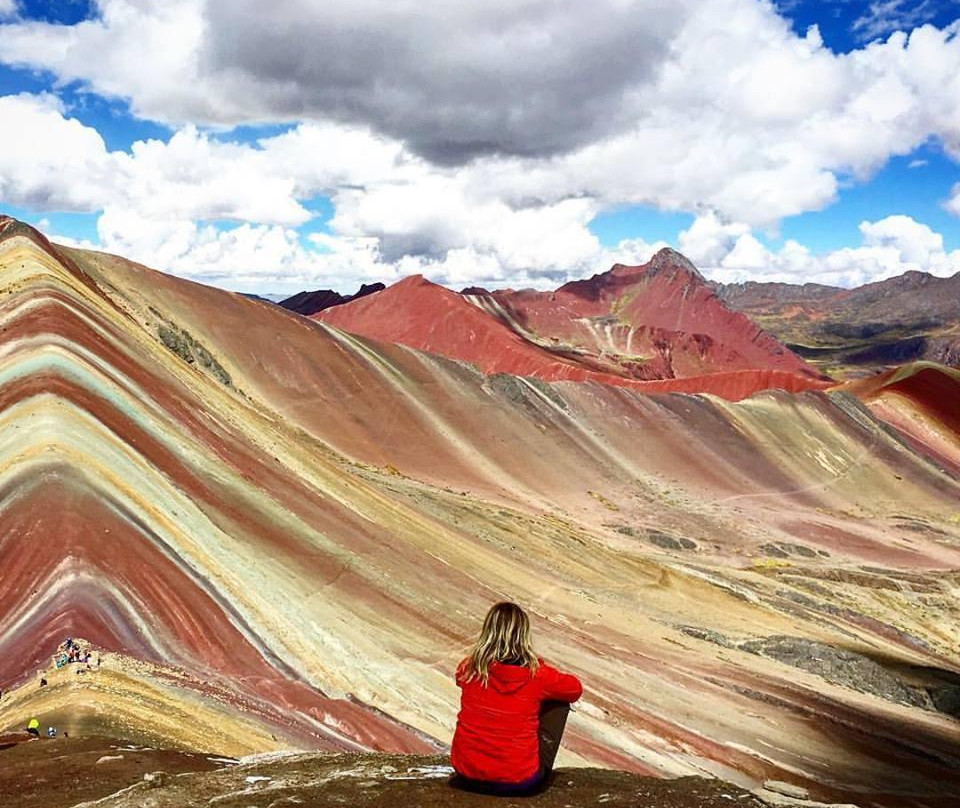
[714,269,960,375]
[280,282,386,317]
[291,250,959,382]
[317,248,829,399]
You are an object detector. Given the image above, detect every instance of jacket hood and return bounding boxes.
[487,661,534,693]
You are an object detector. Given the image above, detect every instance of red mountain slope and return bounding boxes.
[317,249,828,400]
[471,249,823,380]
[318,274,641,384]
[842,363,960,476]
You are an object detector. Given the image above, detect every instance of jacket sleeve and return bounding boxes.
[539,661,583,703]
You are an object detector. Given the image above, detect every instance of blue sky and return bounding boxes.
[777,0,960,51]
[0,0,958,293]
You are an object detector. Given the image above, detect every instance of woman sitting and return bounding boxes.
[451,601,583,795]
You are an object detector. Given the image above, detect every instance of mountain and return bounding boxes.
[318,249,829,401]
[842,362,960,476]
[1,216,960,805]
[716,271,960,377]
[280,282,385,316]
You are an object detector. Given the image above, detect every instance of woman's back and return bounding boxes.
[452,657,582,783]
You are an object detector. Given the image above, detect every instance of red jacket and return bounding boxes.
[451,659,582,783]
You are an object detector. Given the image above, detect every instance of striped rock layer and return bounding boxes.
[0,217,959,806]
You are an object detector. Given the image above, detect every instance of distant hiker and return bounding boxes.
[39,677,47,688]
[450,601,582,796]
[26,718,40,738]
[46,726,56,738]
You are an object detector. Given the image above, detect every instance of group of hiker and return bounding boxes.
[19,638,102,742]
[25,718,62,739]
[54,637,96,669]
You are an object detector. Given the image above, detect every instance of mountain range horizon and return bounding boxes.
[275,248,960,309]
[279,244,960,386]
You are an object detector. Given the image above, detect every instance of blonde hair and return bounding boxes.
[462,602,539,686]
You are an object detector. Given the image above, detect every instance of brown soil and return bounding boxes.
[0,735,225,808]
[0,741,777,808]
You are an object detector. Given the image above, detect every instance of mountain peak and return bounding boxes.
[280,281,386,317]
[646,247,704,280]
[0,215,68,264]
[0,214,40,243]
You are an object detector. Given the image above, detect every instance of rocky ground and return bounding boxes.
[0,735,223,808]
[0,737,844,808]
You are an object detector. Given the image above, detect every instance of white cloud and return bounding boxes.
[89,206,597,295]
[853,1,944,42]
[0,92,607,288]
[330,177,601,271]
[0,0,690,163]
[0,95,406,226]
[700,214,960,287]
[946,183,960,217]
[859,214,944,263]
[1,2,959,293]
[677,212,751,268]
[2,1,959,175]
[0,0,17,20]
[0,1,207,122]
[0,93,112,210]
[91,208,374,293]
[3,93,958,295]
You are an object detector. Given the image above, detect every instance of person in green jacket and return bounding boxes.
[26,718,40,738]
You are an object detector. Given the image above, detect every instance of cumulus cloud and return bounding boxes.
[0,0,690,164]
[0,93,406,226]
[0,0,17,19]
[88,207,596,294]
[0,94,114,210]
[946,182,960,217]
[2,1,959,174]
[699,214,960,287]
[676,213,751,268]
[93,207,317,289]
[4,91,959,294]
[1,1,959,293]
